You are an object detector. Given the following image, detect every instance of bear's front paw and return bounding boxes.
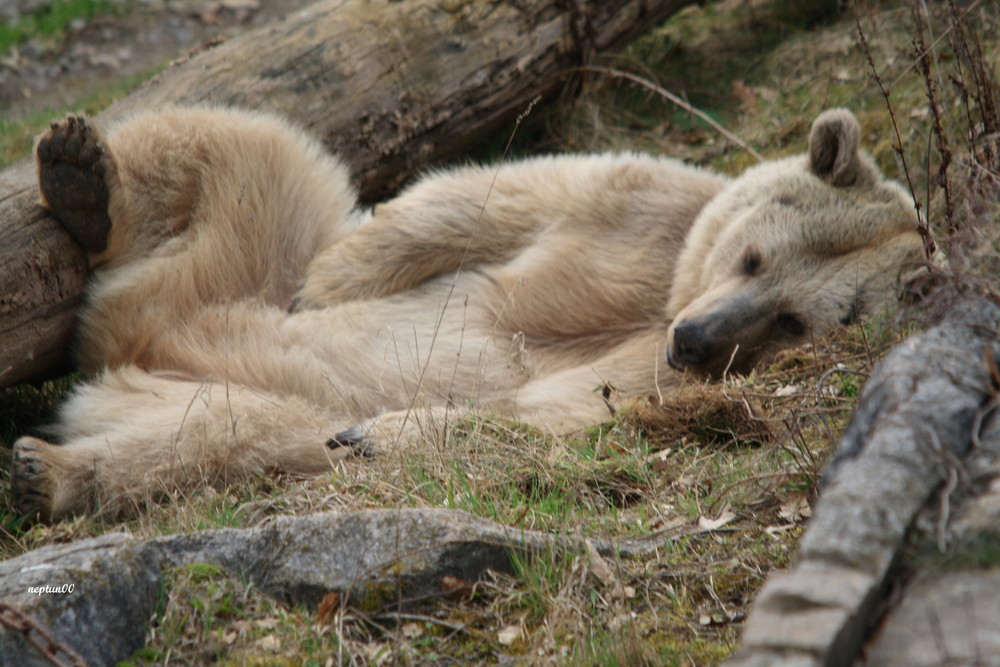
[326,426,376,459]
[37,115,113,253]
[11,437,56,523]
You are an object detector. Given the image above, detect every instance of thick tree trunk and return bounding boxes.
[0,0,697,389]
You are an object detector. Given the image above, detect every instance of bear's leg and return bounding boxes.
[295,164,538,310]
[335,329,667,446]
[88,108,357,286]
[59,108,360,370]
[11,367,363,521]
[345,377,618,447]
[36,115,115,253]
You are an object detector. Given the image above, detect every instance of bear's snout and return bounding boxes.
[668,321,711,370]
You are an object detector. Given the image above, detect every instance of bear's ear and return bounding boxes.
[809,108,862,187]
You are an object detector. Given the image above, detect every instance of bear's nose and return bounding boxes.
[671,321,711,368]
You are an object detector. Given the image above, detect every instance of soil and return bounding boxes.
[1,0,313,121]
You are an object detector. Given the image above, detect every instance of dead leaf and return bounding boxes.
[756,86,779,103]
[585,540,616,586]
[229,619,252,635]
[358,642,393,665]
[586,540,627,603]
[316,591,340,627]
[778,494,812,523]
[774,384,798,397]
[698,504,736,531]
[498,624,521,646]
[256,617,280,631]
[646,448,673,472]
[647,515,685,533]
[254,635,280,651]
[673,474,697,491]
[765,524,796,538]
[441,575,476,602]
[402,622,423,639]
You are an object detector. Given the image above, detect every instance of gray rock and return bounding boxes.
[0,508,606,666]
[148,508,560,607]
[0,533,160,666]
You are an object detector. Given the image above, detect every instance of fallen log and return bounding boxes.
[729,296,1000,667]
[0,0,697,388]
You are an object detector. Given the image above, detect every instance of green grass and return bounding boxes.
[0,0,127,55]
[0,69,157,169]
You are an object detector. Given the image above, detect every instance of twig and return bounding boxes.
[937,466,958,553]
[918,425,968,553]
[577,65,765,162]
[368,612,467,634]
[815,367,867,403]
[911,3,956,234]
[857,19,938,261]
[885,0,986,92]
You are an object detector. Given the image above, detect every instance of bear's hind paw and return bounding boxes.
[11,437,56,523]
[37,115,113,254]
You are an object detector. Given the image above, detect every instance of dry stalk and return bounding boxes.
[911,3,956,234]
[857,18,938,261]
[577,65,765,162]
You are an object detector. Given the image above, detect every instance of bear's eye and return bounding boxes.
[776,313,806,336]
[742,249,763,276]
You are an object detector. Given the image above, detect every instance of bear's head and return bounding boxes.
[664,108,926,378]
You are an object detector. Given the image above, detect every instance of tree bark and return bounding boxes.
[0,0,697,389]
[730,296,1000,667]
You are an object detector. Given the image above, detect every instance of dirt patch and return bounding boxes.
[1,0,311,121]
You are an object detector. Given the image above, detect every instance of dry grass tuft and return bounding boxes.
[625,383,773,450]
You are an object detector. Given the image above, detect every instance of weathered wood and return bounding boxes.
[729,296,1000,667]
[0,0,697,389]
[0,163,89,386]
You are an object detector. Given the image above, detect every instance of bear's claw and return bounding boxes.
[11,438,54,522]
[37,115,113,253]
[326,427,375,458]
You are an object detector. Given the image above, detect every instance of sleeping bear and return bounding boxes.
[12,107,924,519]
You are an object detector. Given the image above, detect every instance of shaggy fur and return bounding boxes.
[12,107,924,519]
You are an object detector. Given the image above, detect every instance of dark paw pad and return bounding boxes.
[11,439,53,522]
[326,427,374,458]
[37,115,112,253]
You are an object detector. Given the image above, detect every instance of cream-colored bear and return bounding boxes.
[13,107,923,520]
